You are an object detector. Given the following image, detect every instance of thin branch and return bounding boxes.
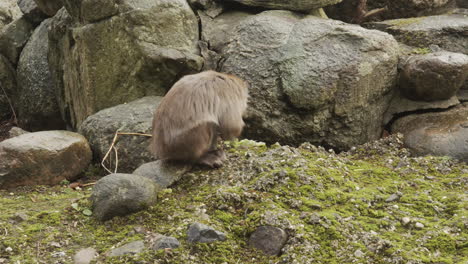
[0,84,17,124]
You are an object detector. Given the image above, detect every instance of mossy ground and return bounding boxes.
[0,136,466,263]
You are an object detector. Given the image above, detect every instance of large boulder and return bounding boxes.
[217,11,399,149]
[391,104,468,162]
[0,0,21,31]
[398,51,468,101]
[365,9,468,55]
[49,1,202,129]
[0,130,92,189]
[0,16,34,65]
[78,96,161,173]
[0,54,16,121]
[225,0,342,11]
[16,18,65,130]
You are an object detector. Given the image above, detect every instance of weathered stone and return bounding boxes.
[0,0,22,31]
[7,127,29,138]
[457,0,468,8]
[133,160,191,188]
[219,11,399,149]
[79,96,161,173]
[16,18,65,130]
[9,212,28,223]
[90,173,160,221]
[33,0,63,17]
[365,9,468,55]
[107,241,145,257]
[63,0,118,23]
[151,235,180,250]
[0,54,16,121]
[0,16,34,65]
[226,0,342,11]
[399,51,468,101]
[248,226,288,256]
[188,0,223,18]
[187,223,227,243]
[73,248,97,264]
[391,104,468,162]
[0,131,92,189]
[17,0,47,25]
[366,0,456,20]
[50,0,202,129]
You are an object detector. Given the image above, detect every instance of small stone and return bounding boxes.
[152,236,180,250]
[354,249,364,258]
[73,248,97,264]
[5,247,12,252]
[248,226,288,256]
[51,251,66,258]
[50,242,61,248]
[10,212,28,223]
[425,176,436,180]
[187,223,227,243]
[401,217,411,226]
[385,192,402,203]
[415,222,424,229]
[107,241,145,257]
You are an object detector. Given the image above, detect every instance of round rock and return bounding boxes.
[0,130,92,189]
[90,173,160,221]
[187,223,227,243]
[248,226,288,256]
[399,51,468,101]
[132,160,191,188]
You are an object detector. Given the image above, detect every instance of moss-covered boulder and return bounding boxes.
[49,0,202,128]
[0,130,92,189]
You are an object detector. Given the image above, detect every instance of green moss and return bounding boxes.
[387,17,424,27]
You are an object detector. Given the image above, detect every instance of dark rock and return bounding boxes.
[365,9,468,55]
[399,51,468,101]
[187,223,227,243]
[151,235,180,250]
[225,0,342,11]
[33,0,63,17]
[219,10,399,149]
[0,131,92,189]
[0,16,34,65]
[73,248,97,264]
[391,104,468,162]
[107,241,145,257]
[0,54,16,121]
[133,160,191,188]
[16,18,65,131]
[457,0,468,8]
[79,96,162,173]
[248,226,288,256]
[17,0,47,25]
[90,173,160,221]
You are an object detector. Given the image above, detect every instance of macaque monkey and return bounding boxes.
[150,71,249,168]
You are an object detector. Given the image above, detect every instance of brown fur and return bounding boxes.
[150,71,248,167]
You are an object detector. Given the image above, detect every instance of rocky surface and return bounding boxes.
[226,0,342,11]
[79,96,161,173]
[133,160,191,188]
[398,51,468,101]
[73,248,97,264]
[248,226,288,256]
[16,18,65,130]
[391,104,468,162]
[90,173,160,221]
[33,0,63,17]
[151,235,180,250]
[367,0,457,20]
[17,0,47,25]
[187,223,227,243]
[0,130,92,189]
[365,9,468,55]
[0,54,16,121]
[0,0,21,31]
[0,16,34,65]
[219,10,399,149]
[107,241,145,257]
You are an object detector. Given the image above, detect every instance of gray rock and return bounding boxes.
[0,16,34,65]
[187,223,227,243]
[399,51,468,101]
[79,96,162,173]
[49,0,202,129]
[385,192,402,203]
[107,241,145,257]
[219,11,399,149]
[9,212,28,223]
[90,173,160,221]
[365,9,468,55]
[391,104,468,162]
[225,0,342,11]
[0,0,22,31]
[368,0,456,20]
[63,0,118,23]
[17,0,47,25]
[73,248,97,264]
[151,236,180,250]
[0,131,92,189]
[248,226,288,256]
[0,54,16,121]
[188,0,223,18]
[7,127,29,138]
[33,0,63,16]
[16,18,65,131]
[415,222,424,229]
[401,217,411,226]
[133,160,191,188]
[383,89,459,124]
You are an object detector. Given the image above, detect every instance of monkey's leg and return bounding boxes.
[198,151,225,168]
[197,123,225,168]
